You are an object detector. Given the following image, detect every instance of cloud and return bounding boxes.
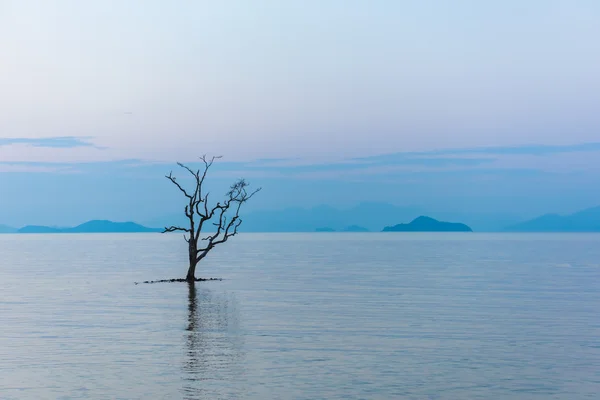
[355,142,600,162]
[2,142,599,184]
[0,142,111,164]
[0,159,150,175]
[0,136,99,148]
[431,142,600,156]
[0,163,75,173]
[237,142,600,177]
[206,142,600,181]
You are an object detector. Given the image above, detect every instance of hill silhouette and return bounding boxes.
[505,206,600,232]
[235,203,518,232]
[17,220,160,234]
[315,227,336,232]
[147,202,518,232]
[18,225,62,233]
[66,220,160,233]
[0,224,17,233]
[383,216,472,232]
[342,225,369,232]
[146,203,423,232]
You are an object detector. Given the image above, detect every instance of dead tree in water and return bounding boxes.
[163,155,260,282]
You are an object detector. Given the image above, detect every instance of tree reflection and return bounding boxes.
[182,282,245,399]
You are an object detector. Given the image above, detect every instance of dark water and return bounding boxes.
[1,233,599,399]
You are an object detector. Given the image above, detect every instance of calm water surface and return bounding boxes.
[1,233,600,399]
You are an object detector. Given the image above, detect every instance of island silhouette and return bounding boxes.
[4,205,600,234]
[315,227,336,232]
[315,225,370,232]
[16,220,161,234]
[382,216,472,232]
[343,225,370,232]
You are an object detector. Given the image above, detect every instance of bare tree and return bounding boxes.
[163,155,261,282]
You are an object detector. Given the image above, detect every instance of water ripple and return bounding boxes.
[1,233,599,399]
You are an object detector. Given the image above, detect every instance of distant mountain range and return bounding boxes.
[383,216,472,232]
[145,203,420,233]
[2,205,600,234]
[236,203,523,232]
[14,220,161,234]
[505,206,600,232]
[145,202,522,233]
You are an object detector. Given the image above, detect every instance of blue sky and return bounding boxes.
[1,1,600,227]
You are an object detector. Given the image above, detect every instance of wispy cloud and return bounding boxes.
[0,163,76,173]
[206,142,600,181]
[0,160,146,175]
[0,136,99,149]
[236,143,600,176]
[2,142,599,183]
[355,142,600,162]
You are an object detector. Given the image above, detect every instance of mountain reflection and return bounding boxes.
[182,282,245,399]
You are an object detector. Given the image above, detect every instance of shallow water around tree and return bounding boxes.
[1,233,599,399]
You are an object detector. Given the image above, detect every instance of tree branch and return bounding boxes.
[162,156,260,278]
[176,162,201,201]
[166,172,193,199]
[163,226,191,233]
[199,155,221,189]
[194,179,262,262]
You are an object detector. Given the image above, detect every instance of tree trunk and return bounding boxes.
[186,259,198,282]
[186,241,198,282]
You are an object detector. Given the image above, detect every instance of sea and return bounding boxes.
[1,232,599,399]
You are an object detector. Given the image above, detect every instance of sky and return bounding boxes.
[1,0,600,227]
